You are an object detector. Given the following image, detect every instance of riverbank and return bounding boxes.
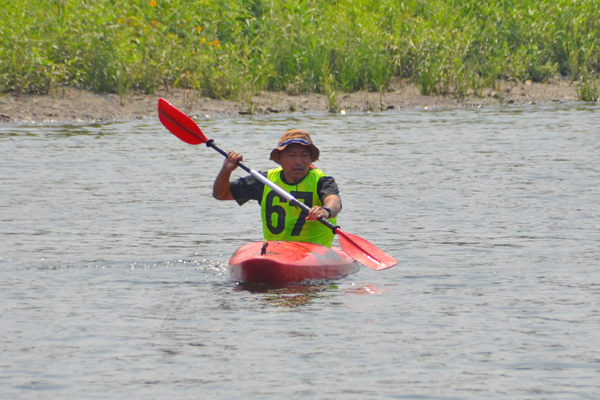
[0,78,583,124]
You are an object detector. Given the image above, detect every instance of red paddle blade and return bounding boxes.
[158,98,209,145]
[336,229,397,270]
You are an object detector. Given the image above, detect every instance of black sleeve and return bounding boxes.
[229,172,266,206]
[317,176,342,209]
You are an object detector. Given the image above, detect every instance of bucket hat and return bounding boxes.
[269,130,320,162]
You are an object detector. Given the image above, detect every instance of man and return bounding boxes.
[213,130,342,247]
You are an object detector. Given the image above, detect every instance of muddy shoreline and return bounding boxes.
[0,78,583,124]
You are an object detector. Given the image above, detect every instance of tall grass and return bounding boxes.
[576,72,599,101]
[1,0,599,101]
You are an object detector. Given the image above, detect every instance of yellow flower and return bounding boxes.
[179,24,182,27]
[197,26,202,32]
[213,40,220,48]
[150,1,157,6]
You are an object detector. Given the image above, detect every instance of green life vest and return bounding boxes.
[260,167,337,247]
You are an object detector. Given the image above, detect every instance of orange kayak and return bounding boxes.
[228,241,359,285]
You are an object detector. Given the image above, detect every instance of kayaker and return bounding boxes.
[213,130,341,247]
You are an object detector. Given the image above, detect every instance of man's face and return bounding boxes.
[277,143,312,184]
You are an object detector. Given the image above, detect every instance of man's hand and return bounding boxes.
[306,206,330,221]
[222,151,243,173]
[305,194,341,221]
[213,151,243,200]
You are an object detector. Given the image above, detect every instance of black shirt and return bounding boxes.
[229,170,341,206]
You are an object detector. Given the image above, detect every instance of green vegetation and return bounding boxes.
[576,73,599,101]
[1,0,599,102]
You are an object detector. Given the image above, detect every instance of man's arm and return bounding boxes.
[213,151,243,201]
[306,176,342,221]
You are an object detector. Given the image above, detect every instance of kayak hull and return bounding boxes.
[228,241,359,285]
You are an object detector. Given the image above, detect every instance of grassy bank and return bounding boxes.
[1,0,599,103]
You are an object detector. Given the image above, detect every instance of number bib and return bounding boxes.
[261,167,336,247]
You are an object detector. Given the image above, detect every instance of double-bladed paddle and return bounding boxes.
[157,98,397,270]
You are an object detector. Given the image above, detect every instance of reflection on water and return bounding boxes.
[237,283,335,307]
[1,103,600,399]
[234,282,388,308]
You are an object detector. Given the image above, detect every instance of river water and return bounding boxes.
[1,103,599,399]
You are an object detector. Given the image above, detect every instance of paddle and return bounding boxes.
[157,98,397,270]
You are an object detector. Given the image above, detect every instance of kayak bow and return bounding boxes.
[228,241,359,285]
